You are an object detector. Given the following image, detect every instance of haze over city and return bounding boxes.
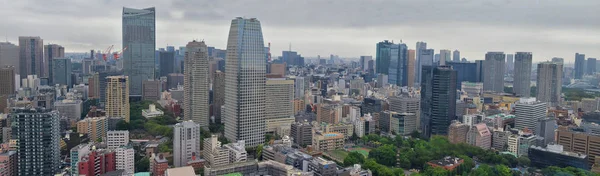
[2,0,599,62]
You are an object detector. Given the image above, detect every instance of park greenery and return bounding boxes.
[344,134,597,176]
[116,101,178,138]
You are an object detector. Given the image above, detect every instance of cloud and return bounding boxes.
[0,0,598,62]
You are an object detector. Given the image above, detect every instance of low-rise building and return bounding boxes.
[312,131,344,151]
[77,117,107,142]
[142,104,164,118]
[466,123,492,150]
[427,156,464,171]
[308,157,338,176]
[529,144,589,170]
[291,121,313,147]
[448,121,469,144]
[152,154,169,176]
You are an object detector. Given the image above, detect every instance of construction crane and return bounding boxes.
[102,45,114,61]
[113,47,127,60]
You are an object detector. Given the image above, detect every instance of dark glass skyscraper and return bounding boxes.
[420,66,457,138]
[447,62,476,90]
[575,53,585,79]
[587,58,597,75]
[122,7,156,98]
[388,43,409,86]
[376,40,394,74]
[159,50,175,77]
[514,52,532,97]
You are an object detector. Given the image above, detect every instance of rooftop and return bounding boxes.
[165,166,196,176]
[429,156,463,167]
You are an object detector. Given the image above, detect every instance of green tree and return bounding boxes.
[368,144,396,166]
[256,144,264,160]
[516,156,530,167]
[343,151,366,166]
[135,157,149,172]
[116,121,130,130]
[470,164,493,176]
[495,165,512,176]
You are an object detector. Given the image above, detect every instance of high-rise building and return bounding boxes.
[54,99,83,122]
[107,130,129,149]
[265,78,294,133]
[77,117,108,142]
[18,36,43,79]
[115,146,135,175]
[536,62,563,107]
[98,71,123,107]
[388,95,420,130]
[407,49,416,87]
[45,44,65,84]
[105,76,130,122]
[376,40,394,74]
[122,7,156,98]
[555,126,600,167]
[360,56,373,72]
[420,66,457,138]
[506,54,514,74]
[439,49,451,66]
[183,41,210,129]
[466,123,492,149]
[483,52,505,92]
[76,149,117,176]
[167,73,184,90]
[552,57,564,65]
[269,63,285,77]
[159,51,175,78]
[290,121,313,147]
[514,98,547,131]
[173,121,201,167]
[475,60,484,82]
[317,104,342,124]
[447,62,477,90]
[388,43,409,86]
[513,52,532,97]
[575,53,586,79]
[213,71,225,123]
[415,42,428,84]
[448,121,469,144]
[10,107,60,175]
[453,50,460,62]
[142,79,161,101]
[0,66,15,95]
[587,58,597,75]
[223,17,267,147]
[51,57,72,87]
[536,117,556,146]
[0,42,20,73]
[71,143,92,175]
[416,49,434,84]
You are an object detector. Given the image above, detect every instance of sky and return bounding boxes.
[1,0,599,63]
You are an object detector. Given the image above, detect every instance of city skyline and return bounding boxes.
[1,0,599,62]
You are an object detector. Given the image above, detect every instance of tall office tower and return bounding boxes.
[514,97,547,131]
[536,62,563,107]
[536,117,556,146]
[434,54,440,64]
[223,17,267,147]
[122,7,156,98]
[475,60,484,82]
[45,44,65,84]
[447,62,477,90]
[360,56,373,72]
[0,42,20,73]
[10,107,60,175]
[292,76,305,99]
[183,41,210,129]
[439,49,451,65]
[159,51,175,78]
[105,76,130,122]
[407,49,416,87]
[376,40,394,74]
[448,121,469,144]
[0,66,16,95]
[416,49,434,84]
[18,36,43,79]
[483,52,505,92]
[575,53,586,79]
[142,79,161,101]
[452,50,460,62]
[587,58,597,75]
[552,57,564,65]
[388,43,409,87]
[173,121,201,167]
[415,41,427,84]
[420,66,457,138]
[51,58,72,87]
[213,71,225,123]
[388,95,420,130]
[265,78,294,133]
[513,52,532,97]
[506,54,514,74]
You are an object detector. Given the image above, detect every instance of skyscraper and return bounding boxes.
[483,52,505,92]
[106,76,130,122]
[10,107,60,175]
[475,60,484,82]
[453,50,460,62]
[439,49,451,65]
[159,51,175,78]
[173,121,201,167]
[360,56,373,72]
[376,40,394,74]
[388,43,409,87]
[536,62,563,107]
[420,66,457,138]
[18,36,43,79]
[407,49,415,87]
[513,52,532,97]
[417,49,434,84]
[514,98,547,131]
[51,58,72,87]
[45,44,65,84]
[0,66,15,95]
[447,62,477,90]
[223,17,267,147]
[506,54,514,74]
[415,41,427,84]
[575,53,585,79]
[265,78,295,133]
[213,71,225,124]
[122,7,156,99]
[587,58,597,75]
[0,42,20,73]
[183,41,209,129]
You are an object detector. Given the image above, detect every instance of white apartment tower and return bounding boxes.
[224,17,267,147]
[184,41,210,129]
[107,130,130,149]
[173,120,201,167]
[514,98,547,132]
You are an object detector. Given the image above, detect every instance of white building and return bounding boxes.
[265,78,295,134]
[514,98,547,132]
[142,104,164,118]
[173,120,201,167]
[115,146,135,175]
[54,99,83,121]
[203,135,248,167]
[107,130,129,149]
[183,41,210,129]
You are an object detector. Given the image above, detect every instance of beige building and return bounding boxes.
[76,117,107,141]
[313,132,344,151]
[448,121,469,144]
[556,126,600,167]
[265,78,294,134]
[0,42,20,73]
[203,135,248,167]
[407,49,415,88]
[270,63,285,77]
[18,36,43,78]
[293,99,304,114]
[213,71,225,123]
[317,104,341,124]
[184,41,210,129]
[105,76,130,122]
[323,123,354,140]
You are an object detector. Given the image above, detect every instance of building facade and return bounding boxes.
[536,62,563,107]
[122,7,156,98]
[513,52,532,97]
[483,52,505,92]
[105,76,130,122]
[18,36,44,79]
[420,66,457,138]
[173,121,201,167]
[184,41,210,129]
[45,44,65,85]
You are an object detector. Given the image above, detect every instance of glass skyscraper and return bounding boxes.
[122,7,156,98]
[224,17,267,147]
[420,66,457,138]
[376,40,394,74]
[388,43,409,86]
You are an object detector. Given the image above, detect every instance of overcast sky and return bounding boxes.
[1,0,599,62]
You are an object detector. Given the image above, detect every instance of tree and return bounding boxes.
[516,156,530,167]
[116,121,130,130]
[469,164,493,176]
[350,132,359,141]
[410,130,421,139]
[368,144,396,166]
[96,137,103,143]
[343,151,365,166]
[495,165,512,176]
[135,157,149,172]
[256,144,264,161]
